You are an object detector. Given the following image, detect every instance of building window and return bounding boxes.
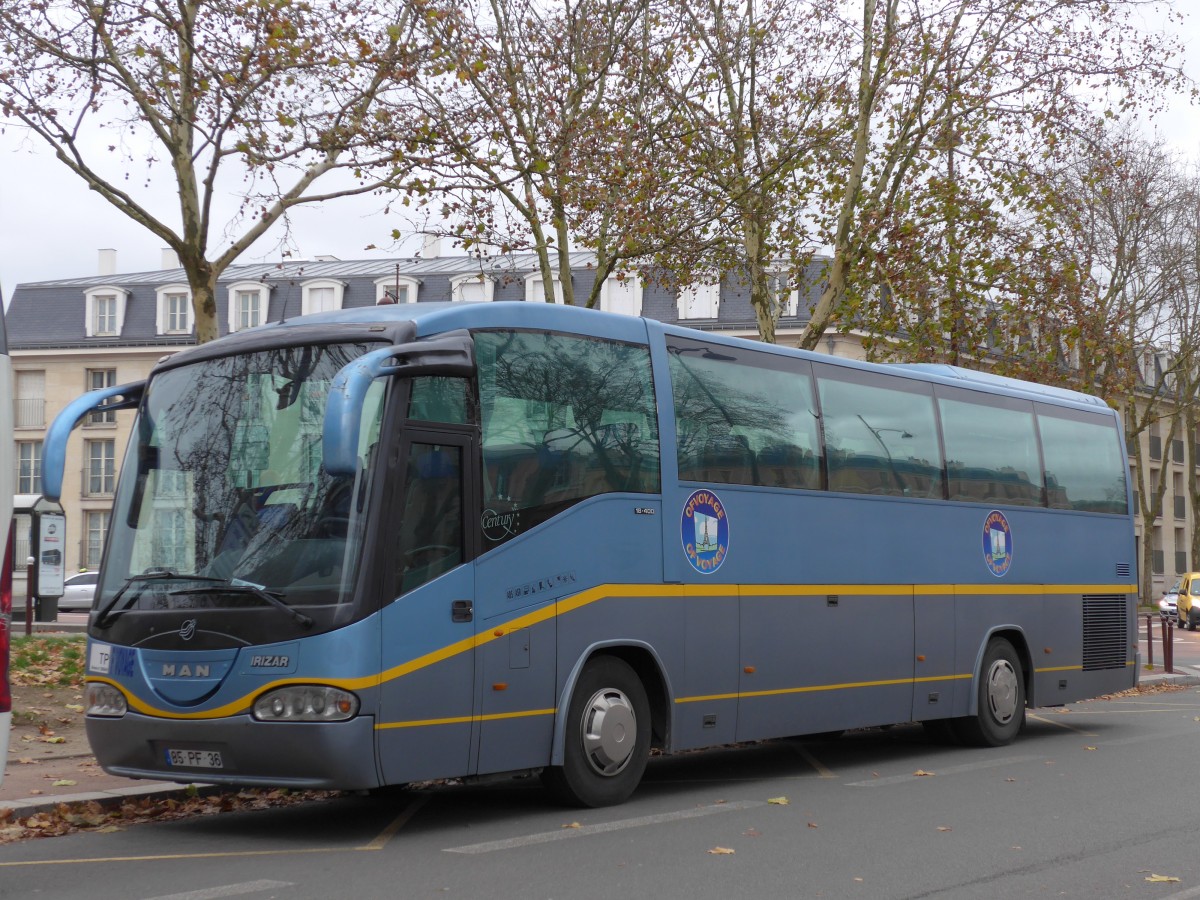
[374,275,421,305]
[84,286,129,337]
[85,439,116,496]
[301,279,345,316]
[227,282,270,332]
[86,369,117,425]
[450,273,495,303]
[525,273,566,304]
[85,511,110,569]
[599,273,643,316]
[155,284,192,335]
[16,441,41,494]
[677,282,720,320]
[14,370,45,429]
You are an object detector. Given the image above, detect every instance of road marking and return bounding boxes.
[1028,713,1097,736]
[0,848,342,868]
[846,755,1043,787]
[791,743,837,778]
[143,880,293,900]
[359,793,430,851]
[444,800,764,854]
[1161,884,1200,900]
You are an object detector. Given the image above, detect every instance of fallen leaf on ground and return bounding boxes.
[51,780,76,787]
[1146,875,1181,883]
[767,796,789,805]
[913,770,935,777]
[707,847,735,855]
[937,826,952,832]
[561,822,580,829]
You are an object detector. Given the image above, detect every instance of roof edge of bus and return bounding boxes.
[892,363,1108,408]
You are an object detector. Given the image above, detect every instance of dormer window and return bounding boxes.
[677,282,720,320]
[301,278,346,315]
[450,273,495,303]
[525,272,566,304]
[155,284,192,335]
[84,286,129,337]
[227,281,271,332]
[600,273,643,316]
[374,275,421,305]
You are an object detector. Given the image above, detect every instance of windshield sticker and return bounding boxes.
[983,510,1013,577]
[682,489,729,575]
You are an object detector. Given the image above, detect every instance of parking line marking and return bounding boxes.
[359,793,430,851]
[792,743,837,778]
[846,754,1043,787]
[1028,713,1097,736]
[444,800,764,854]
[143,880,293,900]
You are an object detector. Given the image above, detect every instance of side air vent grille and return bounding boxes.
[1083,595,1128,671]
[1115,563,1132,578]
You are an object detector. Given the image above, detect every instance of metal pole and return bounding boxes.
[24,557,33,636]
[1165,618,1175,675]
[1146,614,1154,669]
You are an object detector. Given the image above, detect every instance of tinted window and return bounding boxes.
[668,338,821,489]
[817,370,942,499]
[408,377,472,425]
[938,391,1042,506]
[475,331,660,548]
[396,442,463,593]
[1037,405,1127,514]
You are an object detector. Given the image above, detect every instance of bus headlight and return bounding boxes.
[252,686,359,722]
[86,683,128,717]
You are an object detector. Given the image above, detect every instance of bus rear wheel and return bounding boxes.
[953,637,1025,747]
[542,656,650,808]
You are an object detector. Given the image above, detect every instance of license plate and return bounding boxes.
[166,748,224,769]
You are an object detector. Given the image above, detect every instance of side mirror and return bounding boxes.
[43,381,145,501]
[324,331,474,476]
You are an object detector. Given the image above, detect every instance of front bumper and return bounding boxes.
[86,712,380,791]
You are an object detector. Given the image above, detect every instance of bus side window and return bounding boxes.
[668,337,819,490]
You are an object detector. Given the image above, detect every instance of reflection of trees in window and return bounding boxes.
[476,331,659,542]
[126,344,369,579]
[668,340,820,488]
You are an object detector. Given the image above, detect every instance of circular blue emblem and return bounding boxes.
[681,489,729,574]
[983,510,1013,577]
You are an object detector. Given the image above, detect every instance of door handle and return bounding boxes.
[451,600,473,623]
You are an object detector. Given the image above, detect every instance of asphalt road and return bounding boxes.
[3,685,1200,900]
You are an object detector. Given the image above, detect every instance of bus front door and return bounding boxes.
[377,434,478,786]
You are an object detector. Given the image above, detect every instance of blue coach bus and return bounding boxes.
[42,302,1136,807]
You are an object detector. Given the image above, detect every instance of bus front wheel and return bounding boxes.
[953,637,1025,747]
[542,656,650,808]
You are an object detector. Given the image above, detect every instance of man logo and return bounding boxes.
[179,619,197,641]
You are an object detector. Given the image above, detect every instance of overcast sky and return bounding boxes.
[0,3,1196,305]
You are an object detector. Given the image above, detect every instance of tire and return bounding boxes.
[952,637,1025,748]
[541,656,651,808]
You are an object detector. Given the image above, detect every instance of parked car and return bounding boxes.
[58,571,99,611]
[1175,572,1200,631]
[1160,585,1179,622]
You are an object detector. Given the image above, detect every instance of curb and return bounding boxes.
[1,782,223,819]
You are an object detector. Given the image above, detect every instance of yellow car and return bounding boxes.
[1176,573,1200,631]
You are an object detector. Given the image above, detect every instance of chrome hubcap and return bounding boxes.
[985,659,1019,724]
[580,687,637,776]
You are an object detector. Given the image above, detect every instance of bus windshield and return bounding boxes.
[97,342,384,640]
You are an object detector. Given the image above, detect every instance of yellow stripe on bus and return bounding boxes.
[87,580,1134,720]
[375,708,558,730]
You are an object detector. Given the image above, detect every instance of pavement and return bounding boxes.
[3,619,1199,821]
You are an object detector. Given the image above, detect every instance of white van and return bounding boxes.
[0,297,15,787]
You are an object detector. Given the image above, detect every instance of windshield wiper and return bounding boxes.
[93,570,226,629]
[169,582,314,629]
